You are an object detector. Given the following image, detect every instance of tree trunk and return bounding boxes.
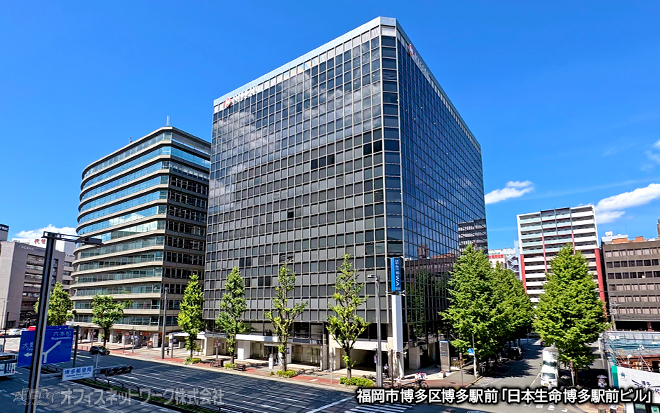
[346,348,352,380]
[282,351,288,372]
[231,346,235,364]
[190,337,194,359]
[103,328,108,347]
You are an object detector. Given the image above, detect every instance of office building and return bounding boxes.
[12,238,76,290]
[603,223,660,331]
[205,17,486,370]
[0,225,67,328]
[70,126,210,345]
[517,205,604,303]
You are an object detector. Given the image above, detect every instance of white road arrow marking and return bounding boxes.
[41,340,61,363]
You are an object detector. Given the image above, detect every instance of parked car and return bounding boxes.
[90,346,110,356]
[508,346,523,360]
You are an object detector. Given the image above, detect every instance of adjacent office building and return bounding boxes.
[517,205,604,303]
[602,223,660,331]
[0,224,68,328]
[70,126,210,345]
[204,17,486,370]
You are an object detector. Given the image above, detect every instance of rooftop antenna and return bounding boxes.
[166,116,170,126]
[129,136,132,143]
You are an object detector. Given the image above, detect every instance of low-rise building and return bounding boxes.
[488,243,520,280]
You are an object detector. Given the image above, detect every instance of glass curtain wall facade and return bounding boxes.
[206,17,486,368]
[71,127,210,345]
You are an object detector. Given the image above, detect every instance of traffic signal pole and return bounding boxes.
[25,232,101,413]
[25,234,55,413]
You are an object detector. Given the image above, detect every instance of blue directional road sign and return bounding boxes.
[18,326,74,367]
[467,348,475,356]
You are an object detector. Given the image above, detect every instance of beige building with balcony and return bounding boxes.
[0,237,67,328]
[517,205,605,303]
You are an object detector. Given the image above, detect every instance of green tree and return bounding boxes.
[266,265,307,372]
[215,267,250,364]
[442,244,509,376]
[327,255,370,380]
[534,245,607,384]
[34,282,73,326]
[177,273,205,360]
[493,265,533,344]
[91,295,126,347]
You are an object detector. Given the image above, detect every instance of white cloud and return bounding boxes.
[647,150,660,164]
[595,183,660,224]
[595,210,626,224]
[485,181,534,204]
[14,225,77,240]
[653,139,660,149]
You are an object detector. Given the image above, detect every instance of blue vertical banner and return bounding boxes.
[390,257,402,292]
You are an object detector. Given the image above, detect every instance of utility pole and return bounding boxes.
[161,287,168,359]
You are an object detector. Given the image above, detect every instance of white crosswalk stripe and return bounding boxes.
[345,404,409,413]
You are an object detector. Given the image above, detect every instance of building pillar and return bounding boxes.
[109,332,117,344]
[409,346,421,370]
[237,340,251,360]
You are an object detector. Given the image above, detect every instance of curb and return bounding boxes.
[106,351,355,394]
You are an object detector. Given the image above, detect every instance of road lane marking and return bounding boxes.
[116,372,308,408]
[305,396,353,413]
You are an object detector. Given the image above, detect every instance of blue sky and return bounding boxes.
[1,1,659,248]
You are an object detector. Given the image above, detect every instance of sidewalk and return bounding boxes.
[79,339,482,391]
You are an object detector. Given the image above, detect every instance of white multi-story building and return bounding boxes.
[488,244,521,280]
[517,205,605,303]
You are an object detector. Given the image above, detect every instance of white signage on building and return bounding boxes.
[62,365,94,381]
[614,365,660,404]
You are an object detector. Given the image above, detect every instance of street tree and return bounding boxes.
[534,245,607,385]
[493,265,533,346]
[327,254,370,380]
[34,282,73,326]
[178,273,205,360]
[266,265,307,372]
[216,267,250,364]
[442,244,509,376]
[91,295,126,347]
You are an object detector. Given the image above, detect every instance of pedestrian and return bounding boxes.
[383,363,389,378]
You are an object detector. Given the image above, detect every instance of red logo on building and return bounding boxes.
[224,98,232,109]
[408,44,414,57]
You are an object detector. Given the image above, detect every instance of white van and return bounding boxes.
[541,347,559,388]
[542,347,559,368]
[540,365,558,388]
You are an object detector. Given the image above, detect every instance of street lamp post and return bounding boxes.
[161,287,168,359]
[25,232,100,413]
[367,274,382,388]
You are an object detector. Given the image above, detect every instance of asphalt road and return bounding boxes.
[0,342,607,413]
[0,352,449,413]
